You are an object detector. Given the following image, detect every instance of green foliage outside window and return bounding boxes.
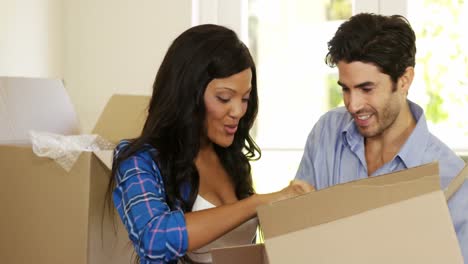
[417,0,468,126]
[327,73,343,108]
[326,0,352,21]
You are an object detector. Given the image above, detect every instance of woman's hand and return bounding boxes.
[257,179,315,205]
[288,179,316,194]
[274,179,315,202]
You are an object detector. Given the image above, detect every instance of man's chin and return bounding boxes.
[358,127,380,138]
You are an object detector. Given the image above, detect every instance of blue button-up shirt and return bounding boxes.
[296,100,468,261]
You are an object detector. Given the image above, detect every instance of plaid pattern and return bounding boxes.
[113,140,188,263]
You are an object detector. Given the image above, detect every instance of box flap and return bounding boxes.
[445,163,468,200]
[211,244,268,264]
[93,150,113,170]
[257,162,440,239]
[0,77,80,144]
[92,94,149,144]
[263,191,462,263]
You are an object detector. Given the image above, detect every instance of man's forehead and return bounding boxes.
[337,61,385,85]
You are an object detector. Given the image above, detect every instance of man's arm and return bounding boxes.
[295,116,327,187]
[295,130,317,186]
[448,179,468,262]
[424,139,467,262]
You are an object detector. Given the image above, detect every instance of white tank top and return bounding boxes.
[185,195,258,263]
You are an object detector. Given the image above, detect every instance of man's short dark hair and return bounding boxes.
[325,13,416,83]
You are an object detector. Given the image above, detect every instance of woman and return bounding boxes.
[109,24,313,263]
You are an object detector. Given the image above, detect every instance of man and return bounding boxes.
[295,13,467,261]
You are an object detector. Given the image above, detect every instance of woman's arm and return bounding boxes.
[114,151,313,261]
[114,154,188,262]
[184,180,314,251]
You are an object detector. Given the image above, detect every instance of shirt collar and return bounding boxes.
[397,100,430,168]
[342,113,362,153]
[341,100,430,168]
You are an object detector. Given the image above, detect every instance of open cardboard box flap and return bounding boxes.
[212,244,269,264]
[0,77,150,264]
[0,77,80,144]
[0,76,148,151]
[92,92,148,146]
[445,163,468,200]
[91,93,150,168]
[213,162,465,264]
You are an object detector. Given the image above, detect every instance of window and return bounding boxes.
[247,0,354,193]
[249,0,468,193]
[407,0,468,153]
[193,0,468,193]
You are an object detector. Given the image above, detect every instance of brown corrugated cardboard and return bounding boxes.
[212,162,465,264]
[0,77,150,264]
[445,163,468,200]
[211,244,268,264]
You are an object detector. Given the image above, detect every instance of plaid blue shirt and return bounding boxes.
[113,140,188,263]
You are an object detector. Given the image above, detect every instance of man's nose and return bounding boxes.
[346,91,364,114]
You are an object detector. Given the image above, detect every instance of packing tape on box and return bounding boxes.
[30,130,115,172]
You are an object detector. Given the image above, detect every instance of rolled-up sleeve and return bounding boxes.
[113,150,188,263]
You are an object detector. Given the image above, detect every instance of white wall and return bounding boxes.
[63,0,192,132]
[0,0,63,78]
[193,0,248,42]
[0,0,192,132]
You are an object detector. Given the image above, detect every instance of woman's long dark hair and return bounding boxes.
[107,24,260,220]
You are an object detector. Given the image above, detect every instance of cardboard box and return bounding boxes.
[0,77,80,144]
[212,243,269,264]
[0,77,150,264]
[212,162,465,264]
